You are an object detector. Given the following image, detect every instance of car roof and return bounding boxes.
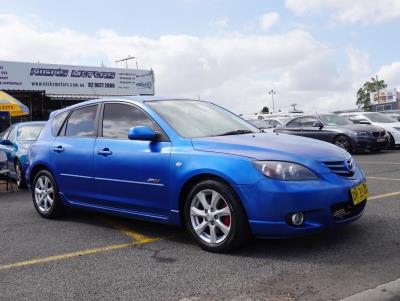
[49,96,196,118]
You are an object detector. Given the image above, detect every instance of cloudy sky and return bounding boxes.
[1,0,400,113]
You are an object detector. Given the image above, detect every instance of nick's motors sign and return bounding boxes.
[0,60,154,96]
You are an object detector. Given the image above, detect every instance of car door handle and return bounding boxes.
[97,148,113,156]
[53,146,64,153]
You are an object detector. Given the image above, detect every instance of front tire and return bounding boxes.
[184,180,249,253]
[388,133,395,149]
[334,135,353,153]
[32,170,65,218]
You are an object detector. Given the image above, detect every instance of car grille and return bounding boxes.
[372,131,386,137]
[320,159,356,177]
[331,200,366,221]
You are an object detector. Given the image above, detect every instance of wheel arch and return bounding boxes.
[333,133,354,152]
[29,163,53,186]
[177,173,249,225]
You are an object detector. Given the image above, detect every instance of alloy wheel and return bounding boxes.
[190,189,232,244]
[335,136,351,152]
[34,175,55,213]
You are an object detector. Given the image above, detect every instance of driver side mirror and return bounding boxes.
[313,122,324,129]
[0,139,12,146]
[359,120,371,125]
[128,126,156,141]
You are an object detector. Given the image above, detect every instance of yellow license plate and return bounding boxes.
[350,182,368,205]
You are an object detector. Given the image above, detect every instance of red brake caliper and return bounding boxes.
[222,201,231,226]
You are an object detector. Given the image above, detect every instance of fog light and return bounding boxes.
[291,212,304,226]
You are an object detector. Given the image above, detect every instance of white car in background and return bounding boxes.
[242,118,275,132]
[263,117,293,128]
[340,112,400,148]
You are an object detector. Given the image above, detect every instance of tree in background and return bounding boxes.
[356,79,387,108]
[260,106,269,114]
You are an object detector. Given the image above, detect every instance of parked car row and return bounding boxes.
[242,111,400,153]
[339,112,400,148]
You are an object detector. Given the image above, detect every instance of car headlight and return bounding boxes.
[348,130,370,136]
[253,161,318,181]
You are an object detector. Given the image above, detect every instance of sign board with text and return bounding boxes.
[370,88,399,105]
[0,60,154,96]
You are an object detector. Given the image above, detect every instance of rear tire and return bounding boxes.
[32,170,65,219]
[15,160,26,189]
[183,180,249,253]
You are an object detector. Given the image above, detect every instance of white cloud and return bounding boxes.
[0,13,372,113]
[347,47,370,76]
[209,17,229,29]
[259,12,280,31]
[285,0,400,24]
[378,62,400,89]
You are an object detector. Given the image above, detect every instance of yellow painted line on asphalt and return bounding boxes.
[369,191,400,200]
[0,222,165,271]
[0,242,135,271]
[359,161,400,165]
[367,176,400,181]
[113,223,162,244]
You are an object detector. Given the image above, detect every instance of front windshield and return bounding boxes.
[319,115,352,126]
[17,125,44,141]
[363,112,398,123]
[147,100,259,138]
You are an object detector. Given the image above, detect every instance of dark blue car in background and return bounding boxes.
[27,97,368,252]
[0,121,46,188]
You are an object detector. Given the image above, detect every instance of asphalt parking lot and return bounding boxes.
[0,151,399,301]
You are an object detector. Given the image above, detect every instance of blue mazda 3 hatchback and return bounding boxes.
[27,97,368,252]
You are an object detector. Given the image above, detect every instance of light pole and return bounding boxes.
[268,89,276,113]
[371,75,380,106]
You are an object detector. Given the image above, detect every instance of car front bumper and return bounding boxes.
[233,168,367,238]
[351,135,390,151]
[388,129,400,145]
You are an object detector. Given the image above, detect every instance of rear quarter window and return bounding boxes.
[51,111,70,136]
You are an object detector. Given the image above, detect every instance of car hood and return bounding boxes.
[334,124,386,132]
[191,133,350,164]
[371,121,400,129]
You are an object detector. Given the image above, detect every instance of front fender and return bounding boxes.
[167,149,263,224]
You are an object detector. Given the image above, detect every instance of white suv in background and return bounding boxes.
[340,112,400,148]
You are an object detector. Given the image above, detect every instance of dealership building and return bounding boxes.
[0,60,154,130]
[369,88,400,111]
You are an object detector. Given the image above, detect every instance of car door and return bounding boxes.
[93,102,172,216]
[300,116,330,141]
[51,104,99,204]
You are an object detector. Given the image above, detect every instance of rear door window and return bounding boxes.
[301,117,319,127]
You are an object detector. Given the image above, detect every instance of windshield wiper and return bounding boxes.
[218,129,254,136]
